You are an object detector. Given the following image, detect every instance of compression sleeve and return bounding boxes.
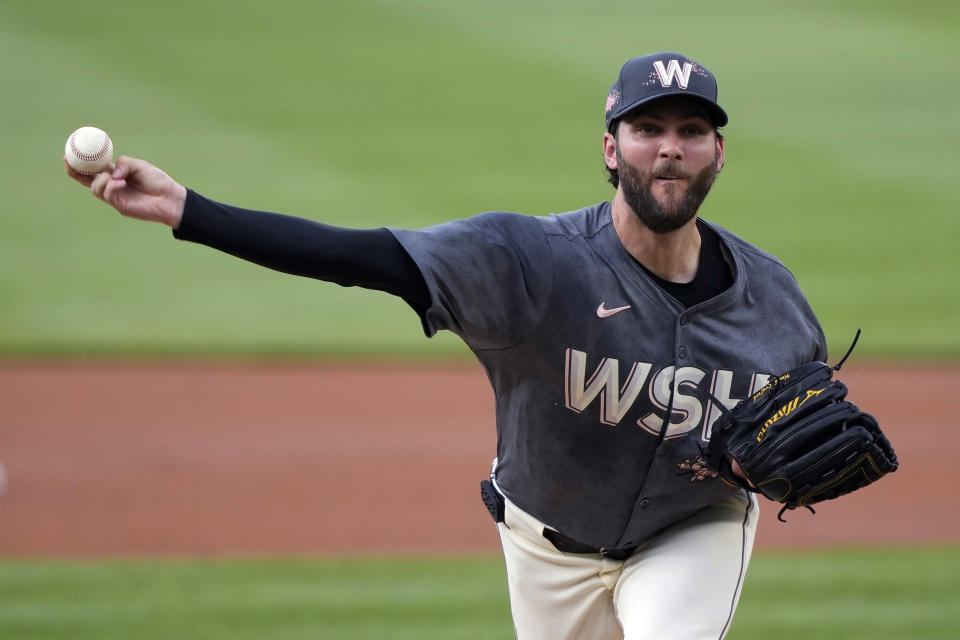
[171,190,431,314]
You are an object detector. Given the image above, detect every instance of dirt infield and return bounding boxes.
[0,361,955,556]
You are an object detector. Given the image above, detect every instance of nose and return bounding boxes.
[658,132,684,161]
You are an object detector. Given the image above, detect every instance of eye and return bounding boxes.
[683,124,708,136]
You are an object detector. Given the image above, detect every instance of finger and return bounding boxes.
[102,177,128,203]
[90,171,112,200]
[64,157,95,187]
[113,156,152,180]
[112,157,131,180]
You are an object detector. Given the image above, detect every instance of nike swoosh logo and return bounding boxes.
[597,302,631,318]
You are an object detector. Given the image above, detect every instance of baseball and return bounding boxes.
[65,126,114,175]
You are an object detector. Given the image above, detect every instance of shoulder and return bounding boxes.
[702,219,827,361]
[390,209,548,251]
[701,219,800,284]
[534,202,613,240]
[421,209,549,243]
[431,202,612,240]
[438,202,614,250]
[462,209,546,237]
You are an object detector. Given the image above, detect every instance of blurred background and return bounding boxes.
[1,0,957,359]
[0,1,958,638]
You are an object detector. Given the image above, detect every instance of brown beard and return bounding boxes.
[616,147,719,234]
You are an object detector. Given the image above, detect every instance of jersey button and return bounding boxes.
[639,498,651,508]
[656,445,667,456]
[677,346,688,359]
[680,315,689,326]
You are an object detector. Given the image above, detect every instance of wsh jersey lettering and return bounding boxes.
[565,347,772,439]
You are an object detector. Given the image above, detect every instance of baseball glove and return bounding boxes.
[701,331,898,521]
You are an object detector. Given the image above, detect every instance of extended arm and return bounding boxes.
[174,191,429,311]
[65,156,430,313]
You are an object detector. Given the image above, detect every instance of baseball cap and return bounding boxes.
[604,53,727,132]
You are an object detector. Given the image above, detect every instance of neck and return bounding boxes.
[611,191,701,283]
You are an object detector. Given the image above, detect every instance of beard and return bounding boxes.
[617,147,719,234]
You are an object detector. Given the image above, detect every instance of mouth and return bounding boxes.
[655,174,687,182]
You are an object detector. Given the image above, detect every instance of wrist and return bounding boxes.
[167,183,187,229]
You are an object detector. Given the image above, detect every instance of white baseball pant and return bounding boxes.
[496,491,758,639]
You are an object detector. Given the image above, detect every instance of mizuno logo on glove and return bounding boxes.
[756,387,827,442]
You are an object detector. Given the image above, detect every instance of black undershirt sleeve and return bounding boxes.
[171,190,431,315]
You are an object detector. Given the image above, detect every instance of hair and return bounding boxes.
[604,121,724,189]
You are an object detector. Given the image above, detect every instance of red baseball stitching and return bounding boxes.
[69,130,111,162]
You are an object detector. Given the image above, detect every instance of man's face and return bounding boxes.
[605,96,724,234]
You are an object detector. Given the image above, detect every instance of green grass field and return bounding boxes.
[1,548,957,639]
[0,0,958,359]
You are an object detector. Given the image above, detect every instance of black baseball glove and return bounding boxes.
[701,332,898,521]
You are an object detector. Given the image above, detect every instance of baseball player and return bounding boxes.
[66,52,826,639]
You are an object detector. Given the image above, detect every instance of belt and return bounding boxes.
[480,480,637,561]
[542,528,637,560]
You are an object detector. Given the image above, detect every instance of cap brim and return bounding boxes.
[607,92,728,131]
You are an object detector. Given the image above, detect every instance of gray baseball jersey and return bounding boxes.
[390,201,826,549]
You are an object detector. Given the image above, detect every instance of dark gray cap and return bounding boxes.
[604,52,727,132]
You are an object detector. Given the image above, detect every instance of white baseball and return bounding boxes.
[65,126,114,175]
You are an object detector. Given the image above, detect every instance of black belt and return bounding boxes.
[542,528,637,560]
[481,480,637,561]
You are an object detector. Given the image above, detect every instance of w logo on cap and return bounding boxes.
[604,53,728,131]
[652,60,693,89]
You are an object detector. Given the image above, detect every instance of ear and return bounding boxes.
[603,131,618,170]
[715,135,725,172]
